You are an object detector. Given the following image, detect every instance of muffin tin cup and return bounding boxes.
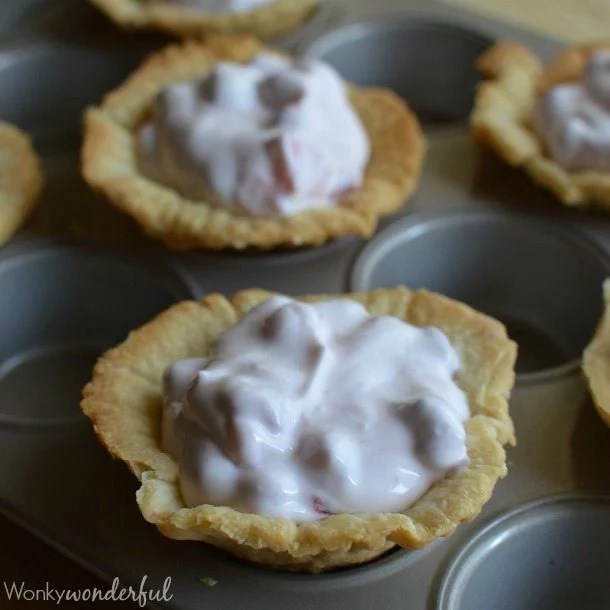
[304,17,492,127]
[0,239,192,426]
[436,494,610,610]
[0,43,149,149]
[350,208,610,382]
[171,234,360,299]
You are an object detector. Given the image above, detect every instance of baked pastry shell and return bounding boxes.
[0,121,44,247]
[89,0,319,40]
[81,36,425,251]
[583,278,610,427]
[81,286,517,572]
[471,40,610,209]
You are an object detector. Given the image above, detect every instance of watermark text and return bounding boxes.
[2,575,173,606]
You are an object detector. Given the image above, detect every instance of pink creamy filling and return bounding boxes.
[138,53,370,217]
[535,50,610,171]
[161,297,470,522]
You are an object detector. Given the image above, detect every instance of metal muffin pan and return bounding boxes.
[351,208,610,381]
[0,239,191,427]
[1,0,610,608]
[436,494,610,610]
[0,44,150,148]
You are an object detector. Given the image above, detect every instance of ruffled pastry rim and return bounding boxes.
[471,40,610,208]
[0,121,44,247]
[89,0,319,39]
[81,286,517,572]
[583,278,610,427]
[81,36,425,251]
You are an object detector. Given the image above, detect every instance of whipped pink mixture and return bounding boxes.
[161,296,470,522]
[535,50,610,171]
[139,53,370,217]
[166,0,274,14]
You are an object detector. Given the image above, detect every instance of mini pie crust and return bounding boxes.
[471,41,610,208]
[583,279,610,427]
[81,36,425,250]
[81,286,517,572]
[0,122,43,247]
[89,0,319,39]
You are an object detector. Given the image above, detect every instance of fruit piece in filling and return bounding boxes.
[535,50,610,172]
[138,53,370,218]
[161,296,470,521]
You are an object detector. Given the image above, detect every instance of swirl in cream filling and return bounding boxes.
[535,50,610,171]
[166,0,275,14]
[161,297,470,522]
[138,53,370,217]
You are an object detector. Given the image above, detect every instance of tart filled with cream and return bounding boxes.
[82,36,424,250]
[82,286,516,572]
[472,41,610,208]
[89,0,320,39]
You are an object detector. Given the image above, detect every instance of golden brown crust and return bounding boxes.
[81,286,517,572]
[471,40,610,208]
[0,122,44,247]
[89,0,319,39]
[81,36,425,251]
[583,279,610,427]
[538,41,610,94]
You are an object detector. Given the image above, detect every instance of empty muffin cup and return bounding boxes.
[0,240,191,426]
[436,495,610,610]
[350,209,610,380]
[0,43,145,147]
[304,18,492,126]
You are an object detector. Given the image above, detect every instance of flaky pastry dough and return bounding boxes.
[0,122,44,247]
[583,279,610,427]
[89,0,319,39]
[81,286,516,572]
[471,41,610,208]
[81,36,424,251]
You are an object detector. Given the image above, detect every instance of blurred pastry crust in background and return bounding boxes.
[82,36,425,251]
[0,122,44,247]
[81,285,517,572]
[471,41,610,209]
[89,0,320,40]
[583,278,610,427]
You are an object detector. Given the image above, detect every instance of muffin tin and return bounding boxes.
[2,0,610,608]
[436,494,610,610]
